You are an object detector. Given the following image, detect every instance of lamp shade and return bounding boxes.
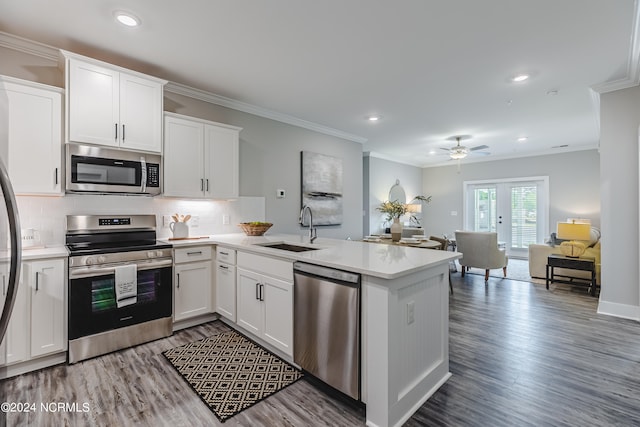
[405,203,422,214]
[557,222,591,241]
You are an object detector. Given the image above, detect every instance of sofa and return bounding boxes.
[528,228,601,284]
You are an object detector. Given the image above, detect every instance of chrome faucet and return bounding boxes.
[299,205,317,243]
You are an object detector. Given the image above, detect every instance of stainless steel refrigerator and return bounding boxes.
[0,80,23,427]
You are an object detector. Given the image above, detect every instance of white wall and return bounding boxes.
[364,155,424,235]
[422,150,601,238]
[598,85,640,320]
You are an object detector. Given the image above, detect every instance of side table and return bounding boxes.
[546,254,597,296]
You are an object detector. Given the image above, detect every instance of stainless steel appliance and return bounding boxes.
[66,143,162,195]
[293,262,361,400]
[66,214,172,363]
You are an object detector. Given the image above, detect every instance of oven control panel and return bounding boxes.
[99,217,131,226]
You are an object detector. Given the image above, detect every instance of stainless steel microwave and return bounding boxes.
[66,144,162,195]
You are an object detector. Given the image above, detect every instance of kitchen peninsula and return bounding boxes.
[168,233,461,427]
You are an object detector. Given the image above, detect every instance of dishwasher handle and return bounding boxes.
[293,262,360,284]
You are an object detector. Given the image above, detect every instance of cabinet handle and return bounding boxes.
[187,251,202,256]
[122,124,125,142]
[35,271,40,291]
[115,123,118,140]
[54,168,58,185]
[219,264,229,270]
[176,273,180,288]
[201,179,204,191]
[255,282,260,300]
[2,275,5,296]
[259,283,264,301]
[220,251,229,256]
[206,179,209,192]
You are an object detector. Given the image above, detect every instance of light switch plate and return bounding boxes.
[163,215,171,227]
[222,214,230,225]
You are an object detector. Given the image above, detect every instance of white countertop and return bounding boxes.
[162,233,461,279]
[0,245,68,262]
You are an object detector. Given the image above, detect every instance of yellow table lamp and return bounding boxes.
[557,221,591,257]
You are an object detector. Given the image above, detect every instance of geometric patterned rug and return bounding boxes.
[163,329,303,422]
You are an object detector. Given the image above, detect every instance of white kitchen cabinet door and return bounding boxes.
[236,268,263,336]
[163,115,205,198]
[216,262,236,322]
[67,58,120,147]
[204,124,239,199]
[0,264,28,366]
[119,72,163,153]
[262,275,293,356]
[65,53,165,153]
[174,261,212,321]
[1,77,63,195]
[29,259,65,358]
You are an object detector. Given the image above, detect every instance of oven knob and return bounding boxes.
[147,251,156,259]
[85,257,94,265]
[156,250,164,257]
[97,256,106,264]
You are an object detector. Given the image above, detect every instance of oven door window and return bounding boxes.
[71,155,141,187]
[69,267,172,340]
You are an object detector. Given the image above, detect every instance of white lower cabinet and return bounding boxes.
[215,247,237,322]
[0,257,66,370]
[236,252,293,356]
[29,259,66,358]
[173,246,213,322]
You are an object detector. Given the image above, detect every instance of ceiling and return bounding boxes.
[1,0,638,167]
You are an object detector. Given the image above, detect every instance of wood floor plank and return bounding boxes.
[1,271,640,426]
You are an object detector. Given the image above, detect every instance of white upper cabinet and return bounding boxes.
[61,51,166,153]
[0,76,63,195]
[164,112,241,199]
[204,124,240,199]
[163,115,205,198]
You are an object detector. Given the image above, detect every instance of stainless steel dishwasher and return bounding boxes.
[293,262,361,400]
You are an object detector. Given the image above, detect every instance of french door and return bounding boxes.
[463,177,549,258]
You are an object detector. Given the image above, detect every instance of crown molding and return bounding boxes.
[165,82,367,144]
[0,31,367,144]
[592,0,640,93]
[0,31,58,61]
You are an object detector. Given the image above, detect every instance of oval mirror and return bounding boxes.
[388,179,406,204]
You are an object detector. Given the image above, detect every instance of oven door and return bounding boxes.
[68,259,172,340]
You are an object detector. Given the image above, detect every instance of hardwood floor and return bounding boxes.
[2,273,639,426]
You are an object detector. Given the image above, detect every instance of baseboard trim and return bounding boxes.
[597,300,640,321]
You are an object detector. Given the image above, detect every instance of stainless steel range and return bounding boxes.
[66,214,173,364]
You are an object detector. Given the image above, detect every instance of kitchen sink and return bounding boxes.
[256,242,320,252]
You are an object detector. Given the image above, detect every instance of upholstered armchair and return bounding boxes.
[455,231,508,281]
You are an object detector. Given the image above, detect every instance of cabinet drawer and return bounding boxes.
[237,251,293,282]
[216,246,236,265]
[174,246,212,263]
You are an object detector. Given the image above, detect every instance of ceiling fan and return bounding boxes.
[441,135,489,160]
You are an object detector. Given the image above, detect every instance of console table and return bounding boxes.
[546,254,597,296]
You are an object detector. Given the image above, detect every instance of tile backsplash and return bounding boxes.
[16,194,266,246]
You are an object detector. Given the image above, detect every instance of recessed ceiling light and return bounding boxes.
[517,137,528,142]
[367,115,381,122]
[511,74,529,83]
[115,11,140,27]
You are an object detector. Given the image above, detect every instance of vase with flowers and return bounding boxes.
[377,195,431,242]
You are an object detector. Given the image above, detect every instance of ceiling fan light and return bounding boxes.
[450,147,468,160]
